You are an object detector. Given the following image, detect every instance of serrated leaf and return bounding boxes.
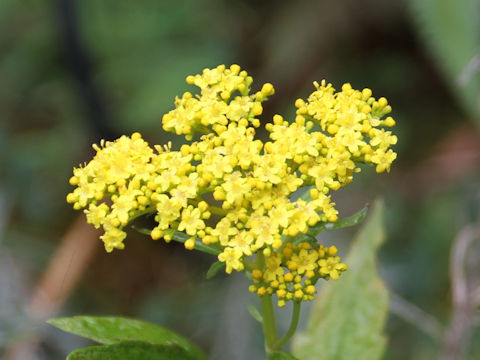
[292,200,388,360]
[48,316,206,360]
[247,304,263,323]
[206,261,225,279]
[293,205,368,245]
[268,351,299,360]
[66,341,197,360]
[409,0,480,122]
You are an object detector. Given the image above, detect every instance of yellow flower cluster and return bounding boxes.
[249,243,346,306]
[162,64,266,139]
[67,64,397,304]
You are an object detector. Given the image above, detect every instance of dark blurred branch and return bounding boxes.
[442,224,480,360]
[472,285,480,305]
[3,215,100,360]
[55,0,118,140]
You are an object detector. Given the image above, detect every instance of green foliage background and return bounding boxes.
[293,201,388,360]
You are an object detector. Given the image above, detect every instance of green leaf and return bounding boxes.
[66,341,197,360]
[268,351,299,360]
[292,200,388,360]
[48,316,206,360]
[131,226,151,236]
[206,261,225,279]
[247,304,263,323]
[409,0,480,123]
[171,231,221,255]
[293,205,369,245]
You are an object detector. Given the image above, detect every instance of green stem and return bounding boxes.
[194,125,211,135]
[260,294,278,355]
[132,226,221,256]
[275,301,301,349]
[171,231,221,255]
[208,205,227,216]
[130,206,156,221]
[243,259,256,271]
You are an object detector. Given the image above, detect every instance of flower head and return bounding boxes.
[68,65,397,304]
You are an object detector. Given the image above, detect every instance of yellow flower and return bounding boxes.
[228,231,254,256]
[249,216,278,249]
[222,172,251,205]
[111,192,141,225]
[178,206,205,236]
[155,195,180,230]
[291,249,319,275]
[100,226,127,253]
[218,247,244,273]
[318,256,347,280]
[263,253,284,282]
[371,149,397,173]
[68,64,397,304]
[85,203,109,228]
[211,218,238,246]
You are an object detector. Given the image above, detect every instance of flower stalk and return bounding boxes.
[261,294,278,355]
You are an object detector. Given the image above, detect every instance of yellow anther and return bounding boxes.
[341,83,352,92]
[272,238,282,249]
[283,247,293,258]
[327,124,338,135]
[252,102,263,116]
[69,176,79,186]
[361,105,371,114]
[184,238,195,250]
[294,290,303,299]
[362,88,372,99]
[261,83,275,96]
[257,287,267,296]
[151,228,163,240]
[273,114,283,125]
[230,64,241,74]
[328,245,338,256]
[384,116,396,126]
[287,261,298,271]
[252,269,263,280]
[327,214,338,222]
[131,132,142,140]
[295,98,305,108]
[378,97,388,107]
[295,115,305,126]
[198,201,209,212]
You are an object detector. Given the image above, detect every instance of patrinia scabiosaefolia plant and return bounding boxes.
[52,64,397,359]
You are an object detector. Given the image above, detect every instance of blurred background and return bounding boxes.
[1,0,479,359]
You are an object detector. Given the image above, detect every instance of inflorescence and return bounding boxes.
[67,64,397,305]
